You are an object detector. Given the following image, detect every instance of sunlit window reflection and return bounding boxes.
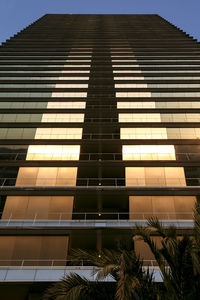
[125,167,186,186]
[26,145,80,160]
[122,145,176,160]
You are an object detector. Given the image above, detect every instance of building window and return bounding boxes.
[26,145,80,160]
[122,145,176,160]
[125,167,186,186]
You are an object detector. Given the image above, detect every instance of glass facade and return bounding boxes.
[0,15,199,294]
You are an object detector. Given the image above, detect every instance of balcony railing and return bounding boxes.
[0,259,159,267]
[0,211,194,222]
[0,177,199,187]
[1,133,200,139]
[1,152,200,161]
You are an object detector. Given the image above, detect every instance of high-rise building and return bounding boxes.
[0,14,199,298]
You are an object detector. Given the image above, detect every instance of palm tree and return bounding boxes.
[43,246,158,300]
[68,246,158,300]
[136,204,200,300]
[43,203,200,299]
[43,272,115,300]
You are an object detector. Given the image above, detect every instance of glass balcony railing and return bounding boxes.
[0,177,199,187]
[0,211,194,221]
[0,152,200,161]
[1,132,200,139]
[0,259,159,267]
[0,259,89,267]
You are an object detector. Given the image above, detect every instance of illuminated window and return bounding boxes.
[0,83,88,88]
[115,83,147,88]
[47,102,86,109]
[54,84,88,88]
[51,92,87,97]
[120,127,200,139]
[117,102,155,109]
[1,60,75,62]
[2,196,74,220]
[63,64,90,67]
[41,113,84,123]
[0,64,90,68]
[0,70,90,74]
[117,101,200,109]
[119,113,200,123]
[61,70,90,73]
[119,113,161,122]
[114,77,145,80]
[112,65,140,68]
[112,60,137,62]
[129,196,196,220]
[16,167,77,186]
[113,70,142,73]
[35,128,83,139]
[26,145,80,160]
[57,77,89,80]
[68,55,91,57]
[120,128,167,139]
[125,167,186,186]
[65,60,91,62]
[116,83,200,88]
[116,92,151,97]
[122,145,176,160]
[110,51,133,53]
[111,55,135,57]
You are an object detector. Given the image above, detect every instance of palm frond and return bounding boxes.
[146,217,166,237]
[43,273,92,300]
[43,272,114,300]
[194,201,200,246]
[136,225,163,268]
[96,264,119,280]
[70,248,121,280]
[70,248,120,267]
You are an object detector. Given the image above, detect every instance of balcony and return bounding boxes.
[0,211,194,228]
[0,259,162,282]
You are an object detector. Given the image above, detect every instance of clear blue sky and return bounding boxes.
[0,0,200,44]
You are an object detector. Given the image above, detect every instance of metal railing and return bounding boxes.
[0,152,122,161]
[0,177,199,187]
[1,104,198,110]
[119,117,200,123]
[0,211,194,222]
[0,117,166,123]
[1,152,200,161]
[1,133,200,140]
[0,259,89,267]
[0,259,158,267]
